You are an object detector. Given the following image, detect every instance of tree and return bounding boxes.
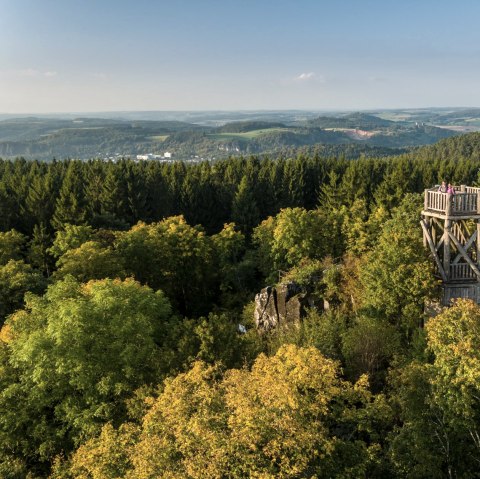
[51,161,87,230]
[24,169,56,230]
[426,300,480,475]
[211,223,256,305]
[342,316,400,390]
[388,300,480,478]
[359,194,438,338]
[231,175,260,235]
[64,345,391,479]
[49,224,95,259]
[253,207,332,282]
[116,216,215,315]
[0,259,45,324]
[0,229,27,265]
[28,223,53,276]
[54,241,125,282]
[0,277,173,474]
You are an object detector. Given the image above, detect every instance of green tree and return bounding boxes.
[51,161,87,230]
[426,300,480,475]
[54,241,126,282]
[0,229,27,265]
[24,169,56,230]
[49,224,95,259]
[253,207,332,282]
[0,260,46,324]
[28,223,53,276]
[342,316,401,390]
[211,223,256,306]
[359,194,438,338]
[0,277,173,474]
[231,175,260,235]
[116,216,215,315]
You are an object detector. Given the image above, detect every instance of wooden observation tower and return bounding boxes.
[421,185,480,305]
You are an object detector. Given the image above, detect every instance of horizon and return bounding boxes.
[2,0,480,112]
[1,106,479,117]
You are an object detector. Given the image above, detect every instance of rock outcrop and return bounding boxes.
[254,282,311,332]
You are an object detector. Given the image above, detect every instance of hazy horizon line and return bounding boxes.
[1,106,479,116]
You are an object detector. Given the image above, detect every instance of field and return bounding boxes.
[150,135,170,142]
[207,127,291,141]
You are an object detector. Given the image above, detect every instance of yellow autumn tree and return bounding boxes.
[64,345,390,479]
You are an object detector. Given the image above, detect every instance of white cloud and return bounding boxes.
[44,71,57,77]
[284,72,326,85]
[295,72,316,81]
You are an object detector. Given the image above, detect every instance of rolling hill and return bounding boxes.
[0,109,468,161]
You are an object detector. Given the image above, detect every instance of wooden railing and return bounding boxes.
[424,185,480,215]
[450,263,477,281]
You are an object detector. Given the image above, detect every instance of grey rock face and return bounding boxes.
[254,282,308,331]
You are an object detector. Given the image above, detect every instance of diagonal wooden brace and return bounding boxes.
[420,220,448,281]
[448,230,480,280]
[453,230,477,264]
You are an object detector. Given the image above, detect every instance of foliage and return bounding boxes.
[54,241,125,282]
[115,216,215,315]
[253,207,335,282]
[0,277,174,472]
[0,229,27,265]
[49,224,95,259]
[1,138,480,476]
[389,300,480,478]
[62,345,391,479]
[342,315,401,389]
[359,194,439,338]
[0,259,46,324]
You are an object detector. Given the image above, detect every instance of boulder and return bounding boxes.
[254,282,310,332]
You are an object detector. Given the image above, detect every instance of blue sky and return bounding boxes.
[1,0,480,112]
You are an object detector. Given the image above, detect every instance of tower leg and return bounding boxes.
[444,219,451,281]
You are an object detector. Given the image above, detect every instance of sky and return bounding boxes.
[1,0,480,113]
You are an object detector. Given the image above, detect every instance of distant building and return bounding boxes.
[164,152,173,158]
[137,153,167,161]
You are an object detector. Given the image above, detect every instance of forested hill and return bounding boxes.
[412,130,480,160]
[2,134,480,476]
[0,111,462,161]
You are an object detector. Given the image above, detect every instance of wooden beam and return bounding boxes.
[444,219,451,276]
[420,220,448,282]
[435,235,444,252]
[421,211,480,221]
[432,217,444,229]
[453,222,467,244]
[477,221,480,266]
[423,217,428,248]
[448,230,480,280]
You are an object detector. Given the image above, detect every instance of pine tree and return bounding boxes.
[29,223,53,276]
[231,175,260,235]
[24,170,55,230]
[51,161,87,230]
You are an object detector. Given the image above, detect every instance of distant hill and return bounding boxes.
[306,112,395,130]
[0,117,209,160]
[0,111,466,161]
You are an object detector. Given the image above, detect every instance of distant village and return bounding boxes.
[136,152,173,161]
